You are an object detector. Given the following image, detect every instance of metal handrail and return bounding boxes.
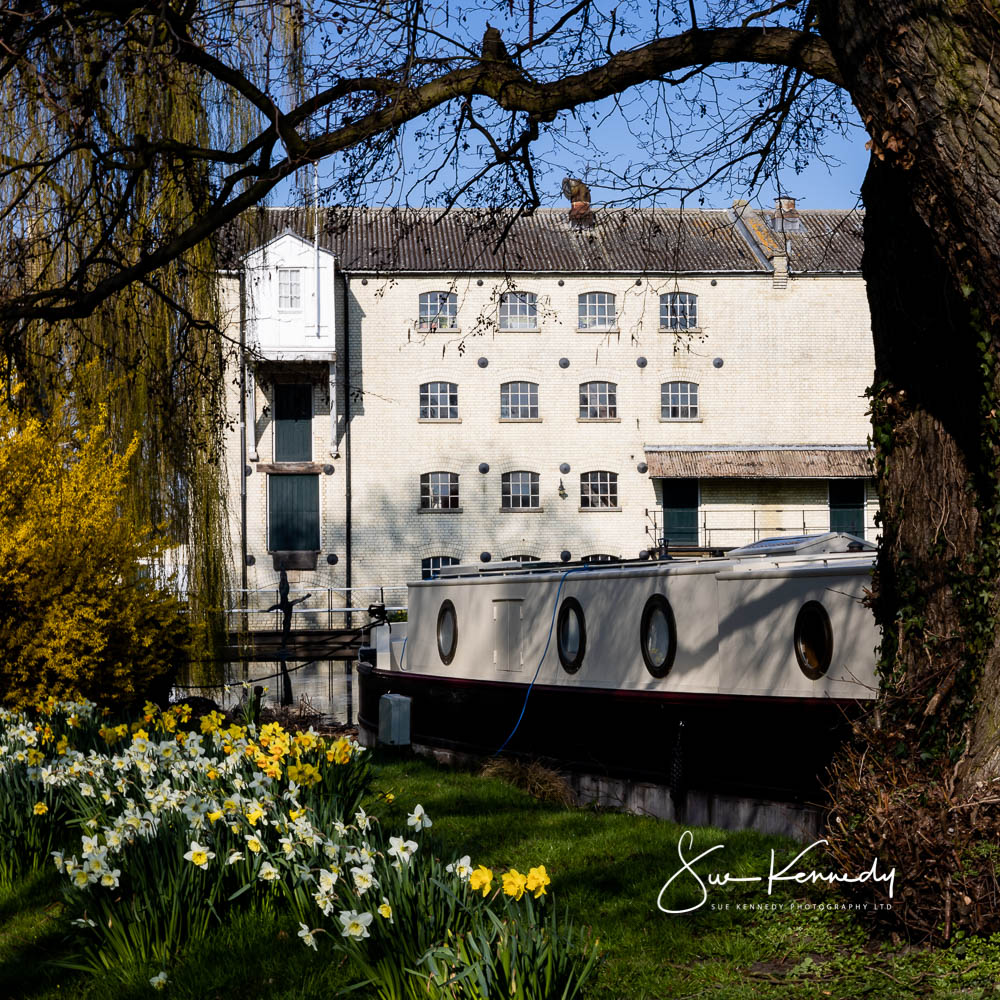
[225,585,408,630]
[645,507,873,548]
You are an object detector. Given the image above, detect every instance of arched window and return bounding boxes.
[659,292,698,330]
[418,291,458,330]
[419,382,458,420]
[499,292,538,330]
[579,381,617,419]
[661,381,699,420]
[583,553,620,563]
[504,554,540,562]
[421,556,459,579]
[578,292,617,330]
[500,381,539,419]
[501,471,540,509]
[420,472,460,509]
[580,471,618,508]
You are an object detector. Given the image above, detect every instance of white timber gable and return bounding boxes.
[244,230,337,361]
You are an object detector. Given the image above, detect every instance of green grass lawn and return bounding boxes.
[2,750,997,999]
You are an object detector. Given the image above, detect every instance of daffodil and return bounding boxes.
[378,897,393,922]
[526,865,551,898]
[406,803,432,829]
[387,836,418,864]
[150,972,169,990]
[469,865,493,897]
[351,864,377,894]
[502,868,527,901]
[297,922,318,950]
[258,861,279,880]
[339,909,373,938]
[32,801,47,815]
[183,841,215,869]
[446,855,473,881]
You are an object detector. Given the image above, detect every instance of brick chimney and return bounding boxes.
[769,197,805,234]
[562,177,595,228]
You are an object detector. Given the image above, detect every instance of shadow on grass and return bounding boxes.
[0,870,86,999]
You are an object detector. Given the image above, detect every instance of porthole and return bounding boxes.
[557,597,586,673]
[794,601,833,679]
[640,594,677,678]
[437,599,458,665]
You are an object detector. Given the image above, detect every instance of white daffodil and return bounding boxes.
[318,867,340,891]
[354,808,371,832]
[351,864,377,895]
[378,897,393,923]
[387,836,418,864]
[406,804,432,830]
[258,860,279,880]
[183,840,215,869]
[149,971,169,990]
[297,923,318,950]
[339,909,373,938]
[446,855,473,881]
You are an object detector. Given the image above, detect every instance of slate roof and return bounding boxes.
[222,204,863,275]
[643,446,873,479]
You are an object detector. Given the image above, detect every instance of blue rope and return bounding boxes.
[494,566,589,756]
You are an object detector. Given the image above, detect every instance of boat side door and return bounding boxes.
[493,599,524,672]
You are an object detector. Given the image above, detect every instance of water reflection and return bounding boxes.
[183,661,356,726]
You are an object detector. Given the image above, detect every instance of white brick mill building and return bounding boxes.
[220,199,875,606]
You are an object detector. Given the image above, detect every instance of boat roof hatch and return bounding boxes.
[727,532,875,556]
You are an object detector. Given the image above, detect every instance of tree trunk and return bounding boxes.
[817,0,1000,936]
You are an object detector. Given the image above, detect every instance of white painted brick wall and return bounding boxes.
[222,264,875,596]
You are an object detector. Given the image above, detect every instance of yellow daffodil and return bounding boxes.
[502,869,527,901]
[469,865,493,897]
[32,801,48,815]
[526,865,551,898]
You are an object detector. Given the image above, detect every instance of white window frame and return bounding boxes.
[418,291,458,331]
[500,381,539,419]
[661,381,700,420]
[420,471,460,510]
[422,555,459,579]
[499,292,538,330]
[277,268,302,311]
[580,471,619,509]
[419,381,459,420]
[578,292,617,331]
[659,292,698,331]
[501,471,540,509]
[579,381,618,419]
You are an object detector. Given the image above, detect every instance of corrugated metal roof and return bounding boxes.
[227,206,774,273]
[643,447,873,478]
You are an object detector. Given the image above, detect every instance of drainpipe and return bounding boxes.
[238,269,249,645]
[342,273,352,628]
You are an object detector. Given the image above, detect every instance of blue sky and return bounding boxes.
[280,3,871,212]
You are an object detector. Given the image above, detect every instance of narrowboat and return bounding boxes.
[358,533,878,805]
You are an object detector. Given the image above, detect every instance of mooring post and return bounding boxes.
[345,660,353,726]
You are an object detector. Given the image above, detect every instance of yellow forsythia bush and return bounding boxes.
[0,392,190,708]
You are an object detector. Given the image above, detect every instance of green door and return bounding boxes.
[829,479,865,539]
[269,474,320,550]
[662,478,699,546]
[274,383,313,461]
